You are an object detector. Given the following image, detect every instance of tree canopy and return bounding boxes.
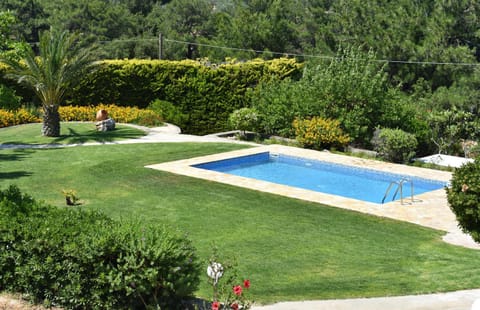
[1,0,478,90]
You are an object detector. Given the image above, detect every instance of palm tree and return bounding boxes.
[0,29,96,137]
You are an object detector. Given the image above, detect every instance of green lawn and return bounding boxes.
[0,122,146,145]
[1,135,480,304]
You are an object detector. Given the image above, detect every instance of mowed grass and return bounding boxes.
[0,122,146,145]
[1,139,480,304]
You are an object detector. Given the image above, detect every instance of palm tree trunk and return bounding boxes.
[42,105,61,137]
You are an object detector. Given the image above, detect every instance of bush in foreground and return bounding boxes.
[447,159,480,243]
[0,185,200,309]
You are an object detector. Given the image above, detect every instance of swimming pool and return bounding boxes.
[146,145,454,230]
[193,152,446,204]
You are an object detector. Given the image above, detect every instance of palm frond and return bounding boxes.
[0,29,97,108]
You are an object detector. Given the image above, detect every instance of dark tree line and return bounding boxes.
[1,0,479,90]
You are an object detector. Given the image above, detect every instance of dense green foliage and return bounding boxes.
[0,185,200,309]
[293,117,350,151]
[228,107,259,135]
[447,159,480,243]
[371,128,418,164]
[0,84,21,111]
[252,48,396,144]
[68,58,301,134]
[2,0,478,89]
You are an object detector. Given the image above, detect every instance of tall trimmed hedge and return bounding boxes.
[70,58,302,134]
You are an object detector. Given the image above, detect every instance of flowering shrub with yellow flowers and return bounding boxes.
[0,104,163,128]
[293,116,350,151]
[0,108,41,128]
[59,104,163,126]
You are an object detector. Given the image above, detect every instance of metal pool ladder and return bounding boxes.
[382,178,414,205]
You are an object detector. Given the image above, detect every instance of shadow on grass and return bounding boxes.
[0,149,35,161]
[0,149,34,180]
[1,126,145,145]
[52,126,144,144]
[50,127,120,144]
[0,171,33,180]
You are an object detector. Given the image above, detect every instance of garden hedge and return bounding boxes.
[69,58,301,134]
[1,58,301,135]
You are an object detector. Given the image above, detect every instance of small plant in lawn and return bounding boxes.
[62,189,80,206]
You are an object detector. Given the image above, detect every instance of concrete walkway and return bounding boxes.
[2,123,480,310]
[251,289,480,310]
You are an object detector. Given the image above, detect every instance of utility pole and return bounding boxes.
[158,33,163,60]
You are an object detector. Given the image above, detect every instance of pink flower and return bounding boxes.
[233,285,243,296]
[231,303,239,310]
[212,301,220,310]
[243,279,250,289]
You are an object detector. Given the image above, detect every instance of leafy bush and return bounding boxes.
[0,108,40,128]
[371,128,418,163]
[293,117,350,150]
[446,159,480,243]
[251,47,391,145]
[58,104,163,126]
[426,109,478,156]
[228,107,259,136]
[0,185,200,309]
[251,77,310,137]
[148,99,187,127]
[0,84,21,111]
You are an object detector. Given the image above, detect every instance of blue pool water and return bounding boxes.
[193,152,446,204]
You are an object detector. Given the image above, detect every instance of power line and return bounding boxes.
[27,35,480,67]
[165,38,480,67]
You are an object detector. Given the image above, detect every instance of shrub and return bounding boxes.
[0,84,21,111]
[251,77,311,137]
[293,117,350,151]
[228,107,259,136]
[0,108,40,128]
[58,105,95,121]
[446,159,480,243]
[371,128,418,163]
[251,48,392,145]
[148,99,187,127]
[58,104,163,126]
[0,185,200,309]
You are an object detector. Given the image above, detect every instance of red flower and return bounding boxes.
[243,279,250,289]
[212,301,220,310]
[231,303,239,310]
[233,285,243,296]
